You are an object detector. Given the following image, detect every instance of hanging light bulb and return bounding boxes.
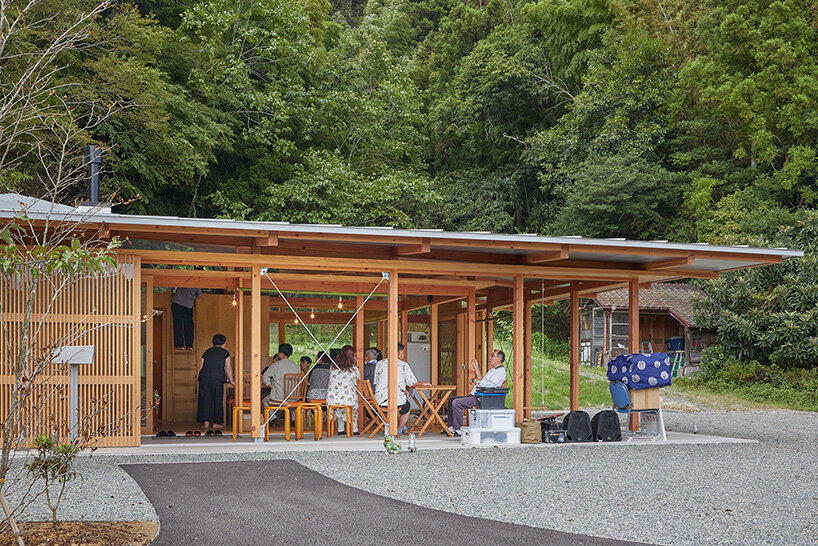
[310,309,315,319]
[337,296,344,310]
[293,317,299,325]
[231,293,238,307]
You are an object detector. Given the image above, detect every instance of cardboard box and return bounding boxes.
[629,387,660,409]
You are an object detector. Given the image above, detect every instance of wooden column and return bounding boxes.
[476,310,485,372]
[278,322,285,345]
[485,308,494,374]
[628,278,640,431]
[455,312,464,395]
[466,290,476,384]
[236,284,244,407]
[524,300,532,418]
[401,310,409,345]
[569,289,580,412]
[387,270,399,434]
[144,277,154,433]
[512,275,525,422]
[251,266,262,439]
[430,303,439,385]
[629,279,640,353]
[355,295,365,432]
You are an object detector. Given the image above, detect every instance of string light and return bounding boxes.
[231,293,238,307]
[337,296,344,310]
[310,309,315,319]
[293,317,299,324]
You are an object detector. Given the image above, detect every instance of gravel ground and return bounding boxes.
[9,409,818,545]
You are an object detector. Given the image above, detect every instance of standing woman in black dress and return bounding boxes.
[197,334,234,434]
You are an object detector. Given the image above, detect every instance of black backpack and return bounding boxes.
[591,410,622,442]
[562,411,593,442]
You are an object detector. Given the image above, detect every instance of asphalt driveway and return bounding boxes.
[123,459,645,546]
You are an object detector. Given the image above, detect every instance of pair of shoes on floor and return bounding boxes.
[205,430,215,436]
[158,430,176,437]
[398,426,409,435]
[448,426,460,437]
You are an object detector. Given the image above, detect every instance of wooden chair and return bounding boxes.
[327,404,353,437]
[296,402,323,440]
[358,380,386,438]
[264,373,306,441]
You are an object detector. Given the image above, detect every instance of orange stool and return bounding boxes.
[327,405,354,437]
[296,402,323,440]
[263,405,292,441]
[232,405,251,441]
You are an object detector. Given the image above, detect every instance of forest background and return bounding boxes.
[2,0,816,405]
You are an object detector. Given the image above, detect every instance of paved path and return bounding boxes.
[123,460,645,546]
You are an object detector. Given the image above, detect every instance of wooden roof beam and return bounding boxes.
[255,233,279,247]
[523,244,569,264]
[395,238,430,256]
[640,253,694,270]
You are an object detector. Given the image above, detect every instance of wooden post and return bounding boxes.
[485,308,493,374]
[629,279,640,353]
[430,302,439,385]
[401,310,409,345]
[524,300,532,418]
[513,275,525,422]
[278,322,285,345]
[570,289,579,412]
[144,277,154,433]
[355,295,365,432]
[628,279,640,431]
[455,311,464,395]
[387,270,399,434]
[251,266,262,439]
[236,282,244,407]
[476,310,485,372]
[467,290,476,385]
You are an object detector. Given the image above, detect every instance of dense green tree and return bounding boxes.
[694,210,818,368]
[549,154,679,238]
[670,0,818,239]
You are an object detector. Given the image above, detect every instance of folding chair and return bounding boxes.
[358,379,386,438]
[609,381,666,441]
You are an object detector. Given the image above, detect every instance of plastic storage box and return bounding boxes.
[460,427,521,445]
[468,409,516,430]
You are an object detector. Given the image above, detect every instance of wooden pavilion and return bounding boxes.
[0,194,803,446]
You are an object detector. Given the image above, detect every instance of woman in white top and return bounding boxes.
[326,345,360,435]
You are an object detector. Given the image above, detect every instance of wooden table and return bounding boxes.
[409,384,456,437]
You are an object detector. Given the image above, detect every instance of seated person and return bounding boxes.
[447,349,506,436]
[363,348,379,392]
[299,356,312,375]
[373,343,417,436]
[305,352,331,401]
[261,343,300,407]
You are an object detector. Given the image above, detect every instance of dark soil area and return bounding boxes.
[0,521,158,545]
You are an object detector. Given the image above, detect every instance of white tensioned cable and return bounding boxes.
[259,271,389,431]
[541,279,545,406]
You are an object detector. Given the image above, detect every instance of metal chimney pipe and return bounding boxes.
[84,145,102,205]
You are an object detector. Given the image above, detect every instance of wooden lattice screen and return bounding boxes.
[0,254,141,447]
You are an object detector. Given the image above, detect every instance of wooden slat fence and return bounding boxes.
[1,255,141,447]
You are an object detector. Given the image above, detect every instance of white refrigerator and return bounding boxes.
[406,331,431,409]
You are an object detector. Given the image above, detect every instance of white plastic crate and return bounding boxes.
[468,409,516,430]
[460,426,521,445]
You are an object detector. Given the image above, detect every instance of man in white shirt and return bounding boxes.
[447,349,506,435]
[261,343,300,407]
[373,343,417,435]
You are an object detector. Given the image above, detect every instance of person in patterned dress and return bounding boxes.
[326,345,360,435]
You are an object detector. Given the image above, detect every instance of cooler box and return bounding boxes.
[468,409,516,430]
[460,427,521,445]
[475,387,509,409]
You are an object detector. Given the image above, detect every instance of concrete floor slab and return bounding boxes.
[84,429,755,457]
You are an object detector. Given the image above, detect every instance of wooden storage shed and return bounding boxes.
[579,282,716,373]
